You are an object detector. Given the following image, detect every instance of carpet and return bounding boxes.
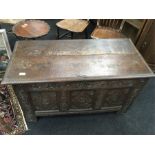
[0,84,28,134]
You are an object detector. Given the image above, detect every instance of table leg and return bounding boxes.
[71,32,74,39]
[57,27,60,39]
[85,28,88,39]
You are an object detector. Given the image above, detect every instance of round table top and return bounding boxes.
[12,20,50,38]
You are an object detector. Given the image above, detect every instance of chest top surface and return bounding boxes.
[2,39,154,84]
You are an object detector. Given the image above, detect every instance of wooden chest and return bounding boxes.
[2,39,154,122]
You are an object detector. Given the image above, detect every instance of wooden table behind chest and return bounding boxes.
[2,39,154,122]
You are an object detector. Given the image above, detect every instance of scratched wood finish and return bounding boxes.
[2,39,154,84]
[2,39,154,122]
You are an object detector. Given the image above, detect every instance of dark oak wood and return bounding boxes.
[136,20,155,72]
[2,39,153,84]
[125,19,147,43]
[91,19,126,39]
[12,78,149,122]
[2,39,154,122]
[136,20,154,48]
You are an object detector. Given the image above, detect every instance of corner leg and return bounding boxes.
[13,85,37,122]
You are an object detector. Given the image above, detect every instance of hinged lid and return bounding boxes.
[2,39,154,84]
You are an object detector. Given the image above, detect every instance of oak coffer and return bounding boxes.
[2,39,154,122]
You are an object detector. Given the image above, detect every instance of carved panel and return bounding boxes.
[70,90,94,109]
[13,78,148,122]
[102,88,130,107]
[27,79,140,91]
[29,91,58,111]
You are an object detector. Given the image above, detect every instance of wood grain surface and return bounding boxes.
[2,39,154,85]
[56,19,89,32]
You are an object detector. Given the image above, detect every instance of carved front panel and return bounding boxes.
[13,78,148,122]
[29,91,58,111]
[70,90,94,110]
[102,88,130,107]
[27,79,138,91]
[21,79,146,112]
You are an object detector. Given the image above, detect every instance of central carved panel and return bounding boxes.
[70,90,94,110]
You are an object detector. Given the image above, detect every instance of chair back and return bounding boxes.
[97,19,125,31]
